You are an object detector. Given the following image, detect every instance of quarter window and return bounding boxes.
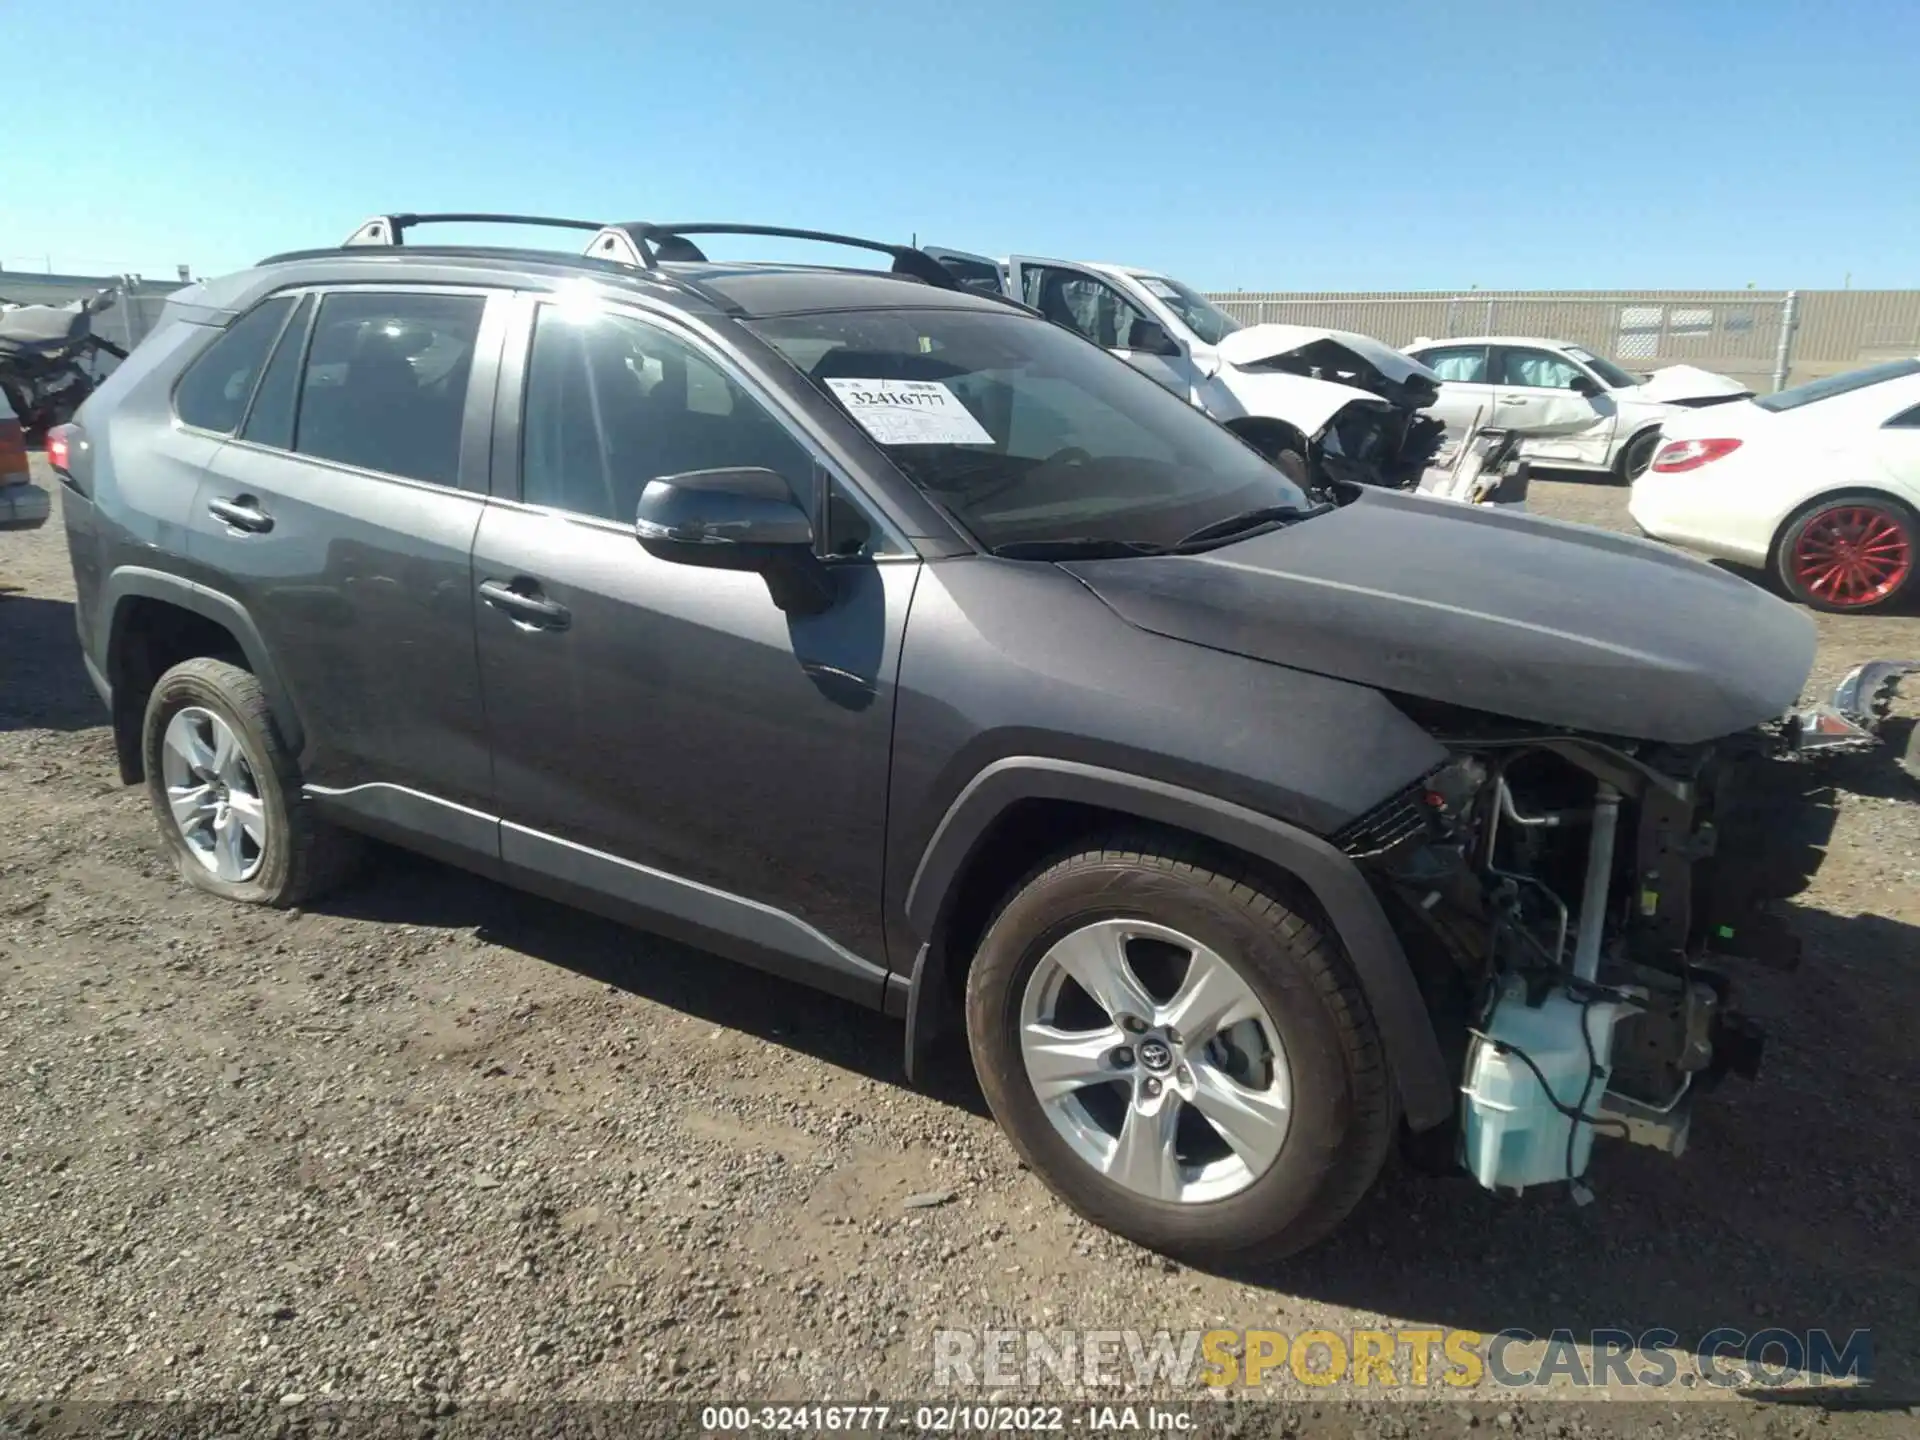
[293,292,485,486]
[1414,345,1490,383]
[1884,402,1920,429]
[173,296,295,433]
[520,305,816,526]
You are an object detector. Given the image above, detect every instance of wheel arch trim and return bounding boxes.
[903,757,1453,1131]
[101,566,306,758]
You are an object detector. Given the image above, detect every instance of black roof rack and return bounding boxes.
[337,213,961,290]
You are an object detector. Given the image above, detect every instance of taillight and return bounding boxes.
[45,424,71,476]
[0,421,26,485]
[1650,437,1743,473]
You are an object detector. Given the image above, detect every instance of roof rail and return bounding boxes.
[336,214,962,291]
[342,213,608,247]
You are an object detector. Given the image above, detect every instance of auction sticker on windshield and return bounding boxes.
[824,377,994,446]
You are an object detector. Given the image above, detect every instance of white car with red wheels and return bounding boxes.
[1629,358,1920,613]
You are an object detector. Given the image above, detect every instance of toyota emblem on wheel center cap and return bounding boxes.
[1137,1038,1173,1073]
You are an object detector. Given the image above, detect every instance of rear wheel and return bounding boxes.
[1774,494,1917,613]
[964,837,1395,1262]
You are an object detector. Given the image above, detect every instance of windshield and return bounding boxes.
[1754,358,1920,413]
[1132,274,1243,346]
[749,308,1310,553]
[1566,346,1640,389]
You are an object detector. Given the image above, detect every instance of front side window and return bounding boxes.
[1132,274,1243,346]
[1497,348,1587,390]
[749,307,1313,555]
[173,296,295,433]
[520,305,815,526]
[1021,267,1154,351]
[294,291,485,486]
[1414,344,1490,383]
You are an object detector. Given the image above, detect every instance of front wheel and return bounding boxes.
[964,838,1395,1262]
[1774,494,1917,613]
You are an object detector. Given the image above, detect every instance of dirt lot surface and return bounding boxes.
[3,462,1917,1437]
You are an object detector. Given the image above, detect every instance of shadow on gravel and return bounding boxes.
[315,845,992,1118]
[0,595,103,732]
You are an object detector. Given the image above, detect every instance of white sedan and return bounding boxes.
[1405,336,1747,483]
[1628,358,1920,612]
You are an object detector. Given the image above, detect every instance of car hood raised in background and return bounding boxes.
[1216,323,1438,385]
[1061,487,1816,744]
[1633,363,1755,405]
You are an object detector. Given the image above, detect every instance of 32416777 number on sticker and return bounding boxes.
[823,377,994,446]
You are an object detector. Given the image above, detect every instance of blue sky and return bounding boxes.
[4,0,1916,291]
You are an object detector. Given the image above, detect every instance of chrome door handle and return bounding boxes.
[208,495,274,533]
[478,579,571,630]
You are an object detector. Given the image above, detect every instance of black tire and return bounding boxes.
[1613,428,1661,485]
[142,657,361,906]
[964,836,1396,1263]
[1772,492,1919,614]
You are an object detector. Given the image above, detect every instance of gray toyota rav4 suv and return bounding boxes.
[51,214,1911,1261]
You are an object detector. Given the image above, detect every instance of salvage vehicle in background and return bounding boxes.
[927,247,1447,493]
[0,286,129,436]
[1630,357,1920,612]
[1407,336,1750,484]
[51,213,1916,1262]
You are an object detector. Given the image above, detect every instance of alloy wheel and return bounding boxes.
[1017,919,1291,1204]
[160,706,268,882]
[1792,505,1913,609]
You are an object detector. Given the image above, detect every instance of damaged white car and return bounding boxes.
[928,249,1448,493]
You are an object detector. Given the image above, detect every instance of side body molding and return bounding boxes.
[902,757,1452,1132]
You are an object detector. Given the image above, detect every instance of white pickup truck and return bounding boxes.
[926,248,1449,493]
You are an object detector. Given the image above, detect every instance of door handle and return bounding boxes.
[478,578,571,630]
[208,495,274,533]
[1499,394,1533,404]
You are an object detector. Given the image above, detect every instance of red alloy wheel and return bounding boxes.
[1790,504,1913,608]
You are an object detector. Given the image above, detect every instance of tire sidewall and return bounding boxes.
[1616,429,1660,484]
[966,857,1365,1254]
[142,663,295,904]
[1775,493,1918,613]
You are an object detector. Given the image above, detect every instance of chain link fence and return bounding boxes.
[1205,290,1799,392]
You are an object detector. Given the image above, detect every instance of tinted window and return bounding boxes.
[1021,267,1153,350]
[750,308,1312,554]
[294,292,485,485]
[1887,403,1920,429]
[1415,345,1489,383]
[173,296,295,433]
[1757,359,1920,414]
[521,305,815,525]
[1497,348,1585,389]
[240,294,313,450]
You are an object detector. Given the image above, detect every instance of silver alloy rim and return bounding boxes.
[1018,918,1291,1204]
[160,706,267,882]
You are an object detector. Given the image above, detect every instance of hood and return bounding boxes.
[1634,364,1754,405]
[1216,324,1441,411]
[1061,486,1815,744]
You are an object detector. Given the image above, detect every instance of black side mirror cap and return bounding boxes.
[1569,373,1602,397]
[635,467,832,614]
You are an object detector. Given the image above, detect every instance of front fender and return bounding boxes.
[903,756,1454,1132]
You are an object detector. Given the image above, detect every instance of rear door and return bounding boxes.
[1405,343,1497,442]
[1007,256,1195,397]
[469,293,914,997]
[185,285,504,816]
[1490,344,1613,459]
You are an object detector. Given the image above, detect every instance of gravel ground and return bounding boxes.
[3,461,1917,1437]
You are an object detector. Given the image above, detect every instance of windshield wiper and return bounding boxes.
[989,537,1168,560]
[1171,502,1330,551]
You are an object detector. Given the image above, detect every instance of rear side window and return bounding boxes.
[239,294,314,450]
[294,291,485,485]
[173,296,295,433]
[1414,344,1490,383]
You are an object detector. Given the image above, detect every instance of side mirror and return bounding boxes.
[635,467,832,614]
[1126,319,1183,358]
[1568,372,1601,398]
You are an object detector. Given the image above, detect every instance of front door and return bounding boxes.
[1008,256,1195,397]
[185,285,502,812]
[471,296,913,1001]
[1491,344,1614,463]
[1407,343,1498,445]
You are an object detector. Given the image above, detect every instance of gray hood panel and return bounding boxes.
[1063,487,1816,744]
